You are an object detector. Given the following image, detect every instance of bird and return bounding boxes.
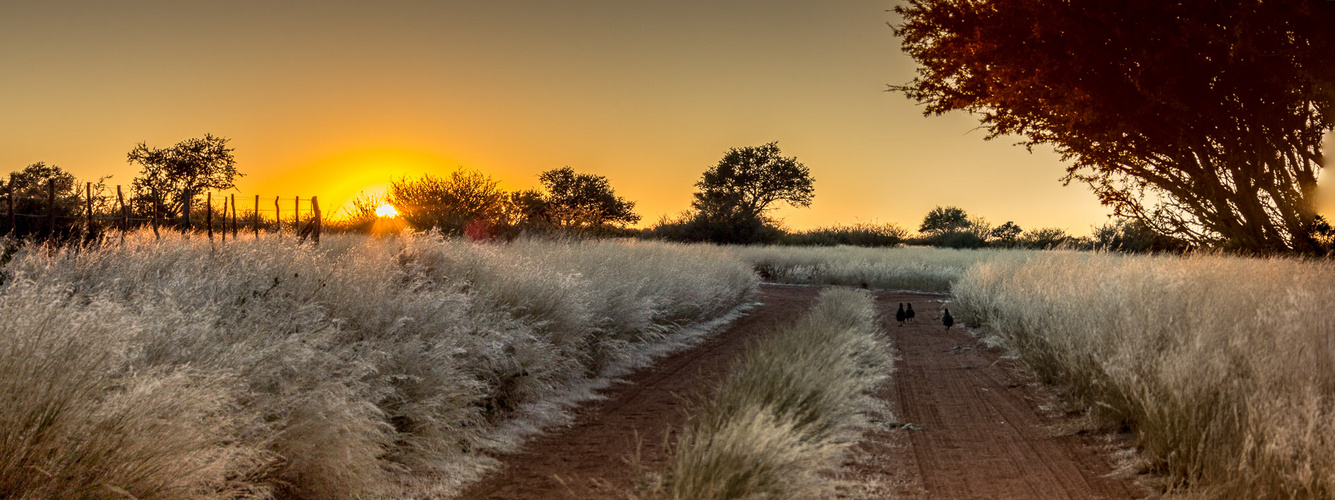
[906,303,916,324]
[895,303,906,327]
[942,308,954,331]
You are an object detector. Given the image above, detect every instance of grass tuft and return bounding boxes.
[653,288,892,500]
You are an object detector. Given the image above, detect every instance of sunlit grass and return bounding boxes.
[0,232,756,498]
[646,288,892,499]
[953,252,1335,497]
[729,244,1039,292]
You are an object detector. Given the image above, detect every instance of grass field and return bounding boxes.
[0,232,756,499]
[952,252,1335,498]
[739,244,1335,497]
[728,244,1030,292]
[9,233,1331,498]
[646,288,892,499]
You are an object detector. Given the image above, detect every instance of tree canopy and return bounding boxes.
[1,163,83,238]
[918,206,970,234]
[692,142,814,223]
[990,221,1022,244]
[387,168,509,234]
[536,167,639,230]
[893,0,1335,253]
[128,134,240,218]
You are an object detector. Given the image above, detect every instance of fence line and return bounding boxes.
[1,181,322,244]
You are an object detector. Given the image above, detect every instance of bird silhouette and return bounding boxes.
[942,308,954,331]
[895,303,906,327]
[906,303,916,324]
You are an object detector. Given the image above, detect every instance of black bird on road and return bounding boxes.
[942,308,954,331]
[906,303,916,324]
[895,303,906,327]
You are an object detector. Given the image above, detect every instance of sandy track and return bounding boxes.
[853,291,1143,499]
[460,286,1142,499]
[458,284,822,499]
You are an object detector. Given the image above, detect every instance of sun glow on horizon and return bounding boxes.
[376,204,400,218]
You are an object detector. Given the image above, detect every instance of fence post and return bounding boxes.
[274,196,281,234]
[7,173,14,236]
[312,196,321,245]
[207,192,214,241]
[231,193,238,239]
[117,185,127,240]
[151,186,160,238]
[182,189,192,235]
[84,182,92,239]
[253,195,259,239]
[47,179,55,239]
[294,196,300,230]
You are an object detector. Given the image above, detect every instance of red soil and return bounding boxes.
[848,291,1145,499]
[458,284,822,499]
[458,285,1144,499]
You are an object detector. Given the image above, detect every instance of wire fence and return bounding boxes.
[2,180,324,244]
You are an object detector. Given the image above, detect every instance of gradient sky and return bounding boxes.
[1,0,1124,233]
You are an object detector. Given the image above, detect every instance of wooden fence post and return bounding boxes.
[117,185,127,240]
[47,179,55,239]
[84,182,92,238]
[312,196,321,245]
[294,196,300,230]
[274,196,281,234]
[182,189,192,235]
[151,186,160,238]
[207,192,214,241]
[253,195,260,239]
[231,193,238,239]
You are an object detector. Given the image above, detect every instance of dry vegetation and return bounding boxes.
[0,232,756,499]
[643,288,892,499]
[952,252,1335,498]
[12,232,1330,499]
[730,245,1025,292]
[737,243,1335,497]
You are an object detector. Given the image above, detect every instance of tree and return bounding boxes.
[504,188,550,230]
[536,167,639,230]
[1092,218,1189,253]
[918,206,970,235]
[128,134,240,219]
[990,221,1023,245]
[893,0,1335,253]
[1,163,81,238]
[387,168,509,235]
[692,142,814,224]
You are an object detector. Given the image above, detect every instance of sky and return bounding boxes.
[1,0,1124,233]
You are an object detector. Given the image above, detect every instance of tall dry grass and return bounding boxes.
[953,252,1335,497]
[0,232,756,499]
[730,245,1028,292]
[652,288,892,499]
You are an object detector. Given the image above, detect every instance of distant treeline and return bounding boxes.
[640,206,1189,253]
[0,137,1232,254]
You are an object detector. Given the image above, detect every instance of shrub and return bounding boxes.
[783,222,907,247]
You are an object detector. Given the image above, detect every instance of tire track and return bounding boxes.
[458,284,820,499]
[857,292,1143,499]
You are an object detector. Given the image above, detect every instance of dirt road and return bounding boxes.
[459,286,1142,499]
[459,284,822,499]
[854,291,1143,499]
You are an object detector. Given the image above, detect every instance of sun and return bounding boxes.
[376,204,400,218]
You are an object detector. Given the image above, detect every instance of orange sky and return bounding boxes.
[0,1,1120,233]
